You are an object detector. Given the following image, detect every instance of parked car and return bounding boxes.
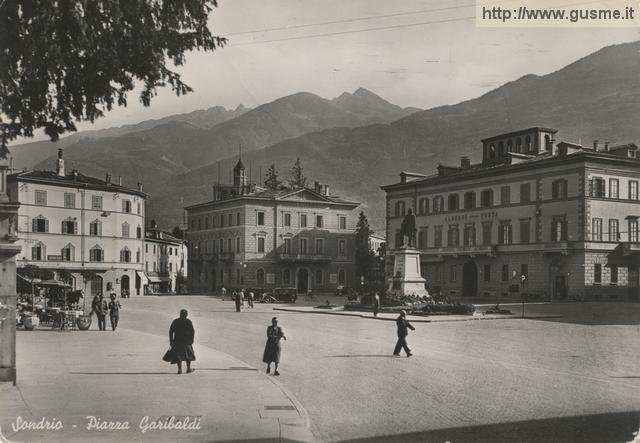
[255,293,277,303]
[265,287,298,303]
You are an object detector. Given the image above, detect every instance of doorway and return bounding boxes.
[121,274,130,297]
[462,261,478,297]
[297,268,309,294]
[554,276,567,299]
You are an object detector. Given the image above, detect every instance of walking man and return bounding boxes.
[234,291,242,312]
[108,294,121,331]
[373,292,381,317]
[248,291,254,308]
[94,294,109,331]
[393,310,414,357]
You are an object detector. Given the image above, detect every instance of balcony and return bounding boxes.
[277,253,332,263]
[420,245,496,258]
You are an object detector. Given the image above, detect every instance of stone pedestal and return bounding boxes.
[388,247,430,298]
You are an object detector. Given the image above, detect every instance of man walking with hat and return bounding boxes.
[393,310,415,357]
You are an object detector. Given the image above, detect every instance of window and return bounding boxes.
[137,202,141,215]
[257,212,265,226]
[205,218,209,230]
[236,212,241,225]
[501,264,509,282]
[447,225,459,247]
[136,225,142,239]
[220,215,224,228]
[515,138,522,153]
[552,179,567,200]
[524,136,531,152]
[315,238,324,254]
[394,201,406,217]
[589,177,605,197]
[257,237,265,253]
[448,194,459,211]
[283,269,291,285]
[419,198,429,214]
[32,242,45,260]
[236,237,241,252]
[506,140,513,153]
[480,189,493,208]
[498,142,505,156]
[483,264,491,282]
[520,183,531,203]
[91,195,103,210]
[338,269,346,285]
[219,239,223,253]
[122,199,132,213]
[120,248,131,263]
[61,244,74,261]
[629,219,639,242]
[482,223,492,245]
[257,269,265,285]
[32,216,49,233]
[300,214,308,228]
[89,220,101,236]
[338,239,346,255]
[315,269,323,285]
[611,265,618,284]
[433,196,444,213]
[339,216,347,230]
[592,218,603,241]
[435,265,443,282]
[284,213,291,227]
[90,246,103,262]
[145,244,148,253]
[594,264,602,284]
[551,219,568,241]
[211,216,216,229]
[463,192,475,209]
[434,226,443,248]
[35,190,47,206]
[607,219,619,242]
[316,215,323,228]
[418,230,428,249]
[227,238,232,253]
[64,192,76,208]
[299,238,308,254]
[122,222,130,238]
[228,214,233,226]
[500,186,510,205]
[463,224,475,246]
[630,181,639,201]
[609,178,619,199]
[519,220,530,244]
[498,223,512,245]
[450,265,457,282]
[283,237,291,254]
[62,218,77,234]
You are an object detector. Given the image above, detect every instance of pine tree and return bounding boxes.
[288,157,307,189]
[264,164,282,190]
[355,211,375,283]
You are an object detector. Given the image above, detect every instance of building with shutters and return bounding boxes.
[7,149,147,297]
[144,222,188,294]
[382,127,640,302]
[185,158,360,294]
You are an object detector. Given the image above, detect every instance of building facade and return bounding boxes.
[144,224,188,294]
[185,160,360,294]
[7,150,147,297]
[382,128,640,301]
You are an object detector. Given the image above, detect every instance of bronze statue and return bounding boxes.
[400,208,417,247]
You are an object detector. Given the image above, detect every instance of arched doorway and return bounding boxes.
[121,275,130,297]
[297,268,308,294]
[462,261,478,297]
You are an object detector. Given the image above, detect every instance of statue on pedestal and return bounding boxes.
[400,208,417,248]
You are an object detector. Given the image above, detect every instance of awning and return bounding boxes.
[606,243,640,267]
[17,274,72,288]
[147,275,171,283]
[136,271,149,285]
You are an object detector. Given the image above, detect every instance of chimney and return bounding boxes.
[137,182,143,192]
[56,148,65,176]
[593,140,599,150]
[324,185,330,196]
[105,173,111,184]
[118,176,122,186]
[460,156,471,169]
[314,181,320,193]
[604,142,610,152]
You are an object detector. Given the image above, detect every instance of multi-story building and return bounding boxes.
[144,223,188,294]
[382,127,640,301]
[8,149,147,297]
[185,159,360,294]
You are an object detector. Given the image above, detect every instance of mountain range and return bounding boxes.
[11,40,640,232]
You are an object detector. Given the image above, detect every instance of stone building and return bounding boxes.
[382,127,640,301]
[144,223,188,294]
[185,159,360,294]
[7,150,147,297]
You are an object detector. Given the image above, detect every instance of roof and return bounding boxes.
[480,127,558,143]
[234,158,245,170]
[145,229,184,245]
[8,170,146,198]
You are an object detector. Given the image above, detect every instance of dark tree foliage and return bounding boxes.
[264,163,282,190]
[0,0,227,153]
[171,226,186,239]
[288,157,307,189]
[355,211,375,281]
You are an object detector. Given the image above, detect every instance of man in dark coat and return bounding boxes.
[393,310,415,357]
[94,294,109,331]
[108,294,121,331]
[163,309,196,374]
[235,291,242,312]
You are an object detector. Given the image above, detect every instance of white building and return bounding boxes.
[144,223,188,294]
[8,149,147,297]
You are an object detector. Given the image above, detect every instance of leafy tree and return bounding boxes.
[355,211,375,285]
[264,163,282,190]
[288,157,307,189]
[171,226,186,239]
[0,0,227,152]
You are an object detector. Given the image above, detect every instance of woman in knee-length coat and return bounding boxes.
[262,317,286,376]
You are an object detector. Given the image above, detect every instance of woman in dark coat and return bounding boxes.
[262,317,286,375]
[163,309,196,374]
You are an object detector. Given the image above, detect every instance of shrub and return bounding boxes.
[421,303,475,315]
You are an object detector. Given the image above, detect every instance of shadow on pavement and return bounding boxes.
[345,410,640,443]
[526,303,640,326]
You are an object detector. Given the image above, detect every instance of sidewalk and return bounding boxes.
[0,325,314,443]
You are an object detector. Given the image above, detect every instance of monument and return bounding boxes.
[388,209,430,298]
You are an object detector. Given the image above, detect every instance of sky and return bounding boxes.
[17,0,640,142]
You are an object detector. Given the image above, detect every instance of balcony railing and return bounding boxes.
[277,253,332,262]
